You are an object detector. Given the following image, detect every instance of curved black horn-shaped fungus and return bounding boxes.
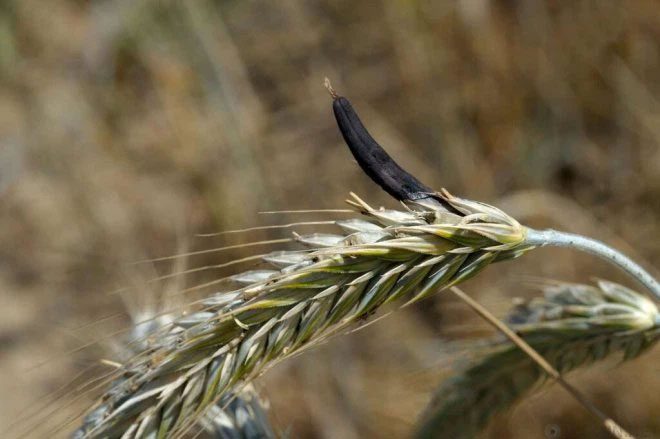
[328,84,452,211]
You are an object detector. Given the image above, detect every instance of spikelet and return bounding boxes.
[110,291,275,439]
[74,191,529,438]
[415,281,660,439]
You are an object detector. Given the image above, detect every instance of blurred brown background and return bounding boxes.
[1,1,659,438]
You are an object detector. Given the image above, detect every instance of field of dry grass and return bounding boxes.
[1,1,659,437]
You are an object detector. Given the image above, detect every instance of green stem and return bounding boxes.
[525,228,660,301]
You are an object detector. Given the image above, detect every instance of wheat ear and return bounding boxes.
[73,190,529,438]
[415,280,659,439]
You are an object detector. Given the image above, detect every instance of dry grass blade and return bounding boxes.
[415,281,659,439]
[73,192,530,438]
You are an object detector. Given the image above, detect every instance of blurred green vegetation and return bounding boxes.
[1,1,659,437]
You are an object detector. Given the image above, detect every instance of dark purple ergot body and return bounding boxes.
[331,94,455,212]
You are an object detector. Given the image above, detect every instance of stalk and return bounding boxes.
[525,229,660,301]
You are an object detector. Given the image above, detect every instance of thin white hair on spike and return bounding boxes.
[73,279,252,358]
[195,220,337,237]
[18,251,284,378]
[13,366,122,439]
[3,363,101,437]
[258,209,354,214]
[132,238,293,263]
[105,249,312,299]
[29,265,271,375]
[132,255,270,283]
[53,247,323,358]
[77,246,324,358]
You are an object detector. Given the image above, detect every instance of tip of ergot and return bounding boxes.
[324,77,339,100]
